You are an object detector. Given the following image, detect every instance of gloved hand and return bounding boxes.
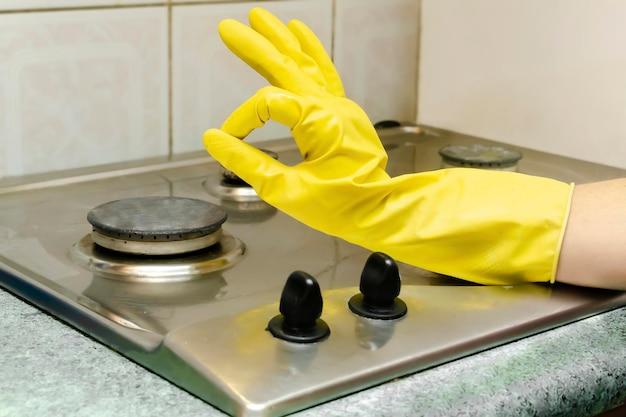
[204,8,575,285]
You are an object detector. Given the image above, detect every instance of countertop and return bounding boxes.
[1,287,625,417]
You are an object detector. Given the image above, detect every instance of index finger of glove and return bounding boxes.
[222,86,341,162]
[218,19,321,95]
[221,86,304,139]
[203,128,289,194]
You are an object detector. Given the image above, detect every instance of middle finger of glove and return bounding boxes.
[218,19,323,96]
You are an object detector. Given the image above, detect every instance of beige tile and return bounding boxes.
[418,0,626,168]
[172,0,333,154]
[0,1,162,11]
[334,0,420,125]
[0,7,169,177]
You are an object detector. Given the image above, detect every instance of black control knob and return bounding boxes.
[267,271,330,343]
[348,252,407,320]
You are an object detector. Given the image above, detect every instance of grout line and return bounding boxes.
[330,0,337,61]
[0,0,292,15]
[167,0,174,160]
[0,3,167,14]
[414,0,422,124]
[171,0,292,5]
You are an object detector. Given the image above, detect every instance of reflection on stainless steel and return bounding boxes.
[205,179,262,202]
[77,294,147,331]
[70,234,244,282]
[203,181,279,223]
[355,316,397,350]
[81,273,228,334]
[218,198,277,224]
[0,125,625,417]
[439,143,522,171]
[204,180,260,201]
[274,340,319,377]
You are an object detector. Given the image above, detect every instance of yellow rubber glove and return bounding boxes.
[204,8,575,285]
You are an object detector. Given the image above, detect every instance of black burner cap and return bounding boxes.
[87,196,227,241]
[439,144,522,168]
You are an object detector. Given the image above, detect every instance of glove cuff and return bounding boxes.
[549,182,576,284]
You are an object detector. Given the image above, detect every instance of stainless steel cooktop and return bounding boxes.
[1,125,625,417]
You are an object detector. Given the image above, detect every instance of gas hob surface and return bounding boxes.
[1,126,625,417]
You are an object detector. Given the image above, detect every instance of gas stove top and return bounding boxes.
[1,125,625,417]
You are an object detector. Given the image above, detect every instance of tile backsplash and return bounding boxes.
[0,1,163,11]
[419,0,626,169]
[335,0,419,124]
[172,0,333,153]
[0,7,169,177]
[0,0,420,179]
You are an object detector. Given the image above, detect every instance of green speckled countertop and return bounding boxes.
[1,287,625,417]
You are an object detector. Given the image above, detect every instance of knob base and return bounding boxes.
[267,315,330,343]
[348,293,407,320]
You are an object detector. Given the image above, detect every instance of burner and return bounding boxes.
[219,199,277,223]
[74,197,245,280]
[207,149,278,202]
[439,144,522,171]
[87,197,227,255]
[70,233,244,282]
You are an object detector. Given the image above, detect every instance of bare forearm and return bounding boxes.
[556,178,626,290]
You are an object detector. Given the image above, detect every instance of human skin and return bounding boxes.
[556,178,626,290]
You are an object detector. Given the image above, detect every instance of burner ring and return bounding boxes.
[70,233,245,282]
[91,228,223,256]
